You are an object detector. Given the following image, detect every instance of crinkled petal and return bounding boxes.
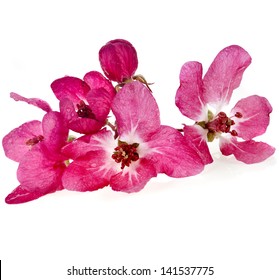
[51,76,90,103]
[183,125,213,165]
[62,150,115,191]
[10,92,52,112]
[231,95,272,140]
[203,45,251,109]
[175,61,206,120]
[99,39,138,82]
[220,137,275,164]
[59,98,104,134]
[42,111,68,153]
[17,145,65,193]
[2,120,42,162]
[83,71,116,95]
[62,128,113,160]
[146,125,205,177]
[5,185,57,204]
[110,158,157,193]
[112,81,160,140]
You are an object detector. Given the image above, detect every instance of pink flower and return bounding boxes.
[176,45,275,164]
[99,39,138,83]
[4,111,69,204]
[62,81,204,193]
[51,71,116,134]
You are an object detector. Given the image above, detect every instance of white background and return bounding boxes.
[0,0,278,279]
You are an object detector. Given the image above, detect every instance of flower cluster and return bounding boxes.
[2,39,275,204]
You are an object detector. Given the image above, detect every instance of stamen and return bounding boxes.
[112,141,139,169]
[26,135,44,146]
[234,111,243,118]
[76,100,95,119]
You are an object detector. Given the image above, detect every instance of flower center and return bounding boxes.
[76,100,95,119]
[197,111,242,142]
[112,140,140,169]
[26,135,44,146]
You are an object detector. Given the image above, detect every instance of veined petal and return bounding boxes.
[62,150,116,192]
[175,61,206,120]
[183,125,213,165]
[220,137,275,164]
[51,76,90,103]
[203,45,251,108]
[10,92,52,112]
[231,95,272,140]
[17,145,66,193]
[146,126,205,177]
[110,158,157,193]
[2,120,43,162]
[112,81,160,140]
[42,111,69,152]
[5,185,57,204]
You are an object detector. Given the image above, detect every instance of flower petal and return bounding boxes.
[146,125,205,177]
[51,76,90,103]
[42,111,69,153]
[17,145,65,193]
[10,92,52,112]
[110,158,157,193]
[2,120,43,162]
[203,45,251,108]
[99,39,138,82]
[5,185,56,204]
[220,137,275,164]
[62,150,115,192]
[112,81,160,140]
[175,61,206,120]
[231,95,273,140]
[183,125,213,165]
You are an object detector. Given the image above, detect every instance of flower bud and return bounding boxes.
[99,39,138,83]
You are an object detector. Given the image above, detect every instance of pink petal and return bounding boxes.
[220,137,275,164]
[175,61,206,120]
[51,76,90,103]
[112,81,160,140]
[62,129,112,160]
[203,45,251,108]
[110,158,157,193]
[62,150,115,191]
[99,39,138,82]
[183,125,213,165]
[59,98,104,134]
[83,71,116,96]
[42,111,69,152]
[5,185,57,204]
[17,146,65,193]
[146,125,205,177]
[2,120,43,162]
[10,92,52,112]
[231,95,273,140]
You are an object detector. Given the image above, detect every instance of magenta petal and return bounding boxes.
[110,159,157,193]
[51,76,90,103]
[203,45,251,108]
[2,120,43,162]
[5,185,55,204]
[183,125,213,165]
[17,146,65,193]
[220,137,275,164]
[10,92,52,112]
[62,129,112,159]
[99,39,138,82]
[175,61,206,120]
[62,150,114,191]
[147,126,205,177]
[42,111,69,152]
[231,95,273,140]
[112,81,160,140]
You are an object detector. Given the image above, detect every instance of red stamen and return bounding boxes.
[76,100,95,119]
[26,135,44,146]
